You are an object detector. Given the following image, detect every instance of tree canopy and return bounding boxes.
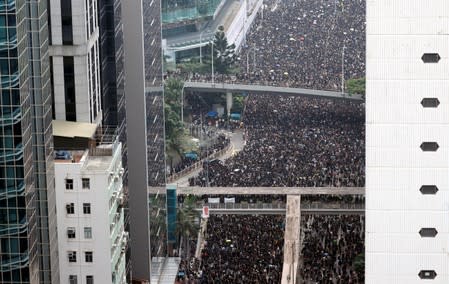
[346,77,365,97]
[206,26,236,74]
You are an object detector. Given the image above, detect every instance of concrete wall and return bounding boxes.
[366,1,449,283]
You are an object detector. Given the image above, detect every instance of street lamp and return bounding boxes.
[211,41,215,84]
[341,44,346,95]
[199,29,210,64]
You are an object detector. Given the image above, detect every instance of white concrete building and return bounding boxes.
[49,0,102,123]
[366,1,449,283]
[54,131,127,284]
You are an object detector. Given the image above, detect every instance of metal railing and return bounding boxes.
[167,143,232,183]
[194,202,365,211]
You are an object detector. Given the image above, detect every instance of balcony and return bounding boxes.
[0,253,29,270]
[0,0,15,13]
[0,216,27,236]
[0,180,25,200]
[0,143,23,163]
[0,108,21,126]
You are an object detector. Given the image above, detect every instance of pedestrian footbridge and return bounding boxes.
[183,81,363,101]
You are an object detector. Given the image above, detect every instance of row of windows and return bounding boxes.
[67,226,92,239]
[418,55,440,281]
[66,202,91,214]
[69,275,94,284]
[65,178,90,190]
[68,251,93,263]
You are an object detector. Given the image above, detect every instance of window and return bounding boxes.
[82,178,90,189]
[418,270,437,279]
[65,178,74,190]
[85,251,93,263]
[61,0,73,44]
[86,275,94,284]
[83,203,91,214]
[419,228,438,238]
[420,142,439,152]
[68,251,77,262]
[420,185,439,195]
[69,275,78,284]
[67,227,76,239]
[421,53,440,63]
[421,98,440,108]
[84,227,92,239]
[66,203,75,214]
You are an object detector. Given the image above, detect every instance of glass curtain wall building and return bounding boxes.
[0,0,57,283]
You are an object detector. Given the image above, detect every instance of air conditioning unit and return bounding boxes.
[119,168,124,176]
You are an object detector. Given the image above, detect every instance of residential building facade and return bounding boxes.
[53,125,127,284]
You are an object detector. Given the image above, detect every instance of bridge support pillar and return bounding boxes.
[281,195,301,284]
[226,92,233,117]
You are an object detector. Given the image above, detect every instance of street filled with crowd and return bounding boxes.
[168,0,365,91]
[190,95,364,187]
[173,0,366,282]
[301,215,365,283]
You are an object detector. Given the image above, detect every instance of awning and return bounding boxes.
[52,120,97,139]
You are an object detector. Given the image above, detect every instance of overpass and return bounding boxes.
[174,186,365,195]
[193,201,365,215]
[183,81,364,101]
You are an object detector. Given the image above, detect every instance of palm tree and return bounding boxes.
[176,195,200,258]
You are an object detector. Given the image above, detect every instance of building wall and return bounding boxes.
[55,143,126,284]
[0,0,58,283]
[26,0,59,283]
[366,1,449,283]
[49,0,102,124]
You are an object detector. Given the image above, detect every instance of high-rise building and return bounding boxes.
[0,0,58,283]
[98,0,128,192]
[366,1,449,283]
[122,0,167,281]
[52,122,127,284]
[48,0,102,124]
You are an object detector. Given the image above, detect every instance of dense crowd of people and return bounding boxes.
[173,0,366,281]
[170,134,230,175]
[167,0,365,91]
[238,0,365,90]
[199,215,284,283]
[301,215,365,283]
[190,95,364,187]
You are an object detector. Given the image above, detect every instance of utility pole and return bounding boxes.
[341,44,346,95]
[211,42,215,84]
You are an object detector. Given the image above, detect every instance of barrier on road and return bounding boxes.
[167,143,233,183]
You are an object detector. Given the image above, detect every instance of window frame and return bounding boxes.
[83,203,91,214]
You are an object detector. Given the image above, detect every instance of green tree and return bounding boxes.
[164,78,184,170]
[346,77,365,97]
[176,195,200,258]
[353,252,365,275]
[206,26,236,74]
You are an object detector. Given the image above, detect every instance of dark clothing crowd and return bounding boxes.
[200,215,285,283]
[301,215,365,284]
[190,95,364,187]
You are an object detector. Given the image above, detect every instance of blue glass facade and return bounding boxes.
[0,0,56,283]
[0,0,37,283]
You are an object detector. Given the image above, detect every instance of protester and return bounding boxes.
[190,95,365,187]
